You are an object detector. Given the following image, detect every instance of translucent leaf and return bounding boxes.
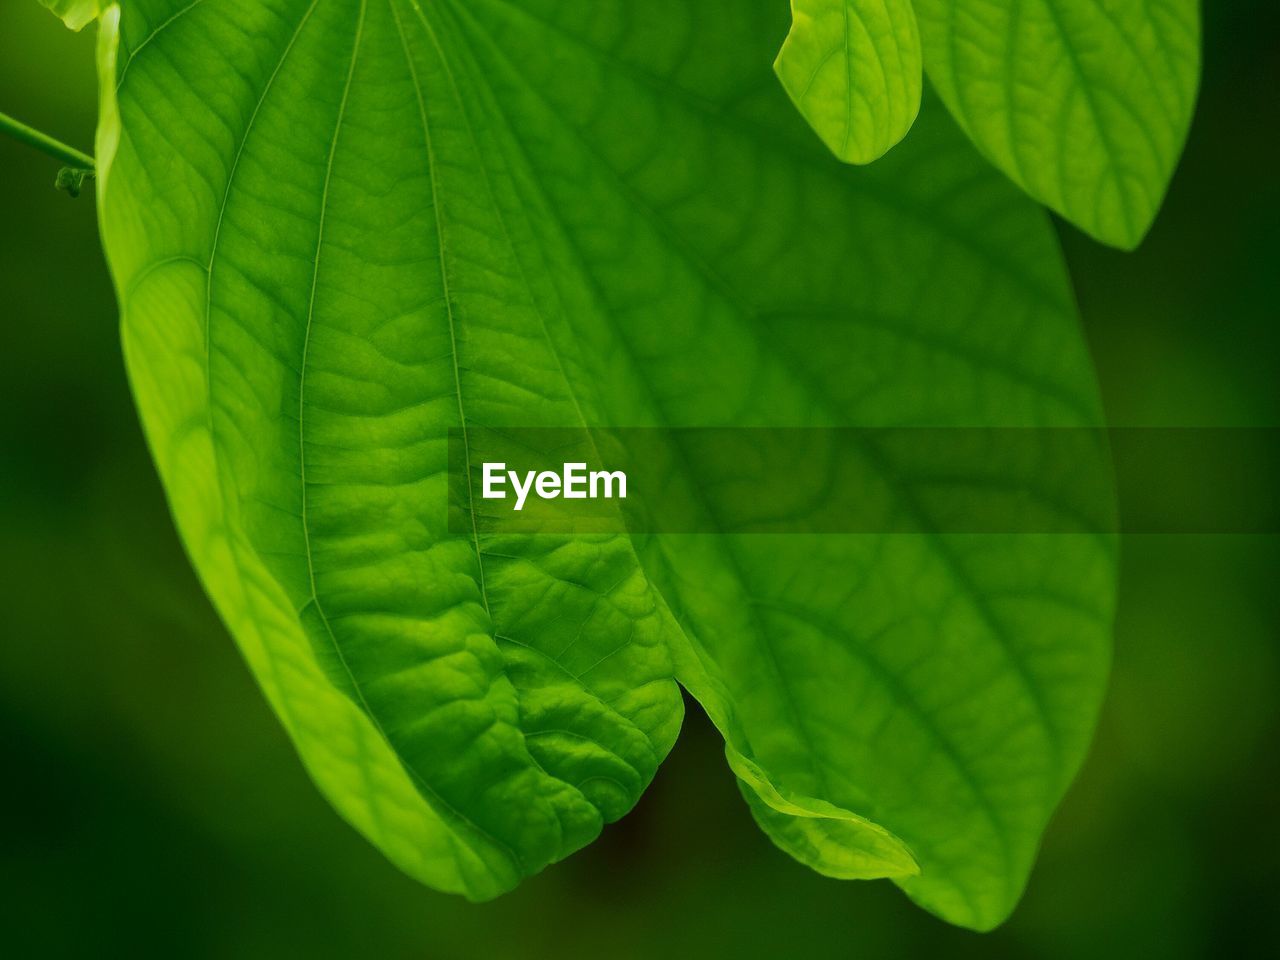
[774,0,922,163]
[914,0,1201,248]
[91,0,1114,928]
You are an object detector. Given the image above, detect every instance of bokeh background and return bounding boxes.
[1,2,1276,956]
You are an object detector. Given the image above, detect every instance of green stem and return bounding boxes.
[0,109,94,170]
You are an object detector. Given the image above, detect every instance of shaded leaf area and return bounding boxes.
[774,0,922,164]
[90,0,1113,929]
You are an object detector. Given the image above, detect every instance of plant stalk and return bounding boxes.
[0,109,94,170]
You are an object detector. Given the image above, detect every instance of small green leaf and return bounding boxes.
[39,0,100,30]
[913,0,1201,248]
[775,0,922,163]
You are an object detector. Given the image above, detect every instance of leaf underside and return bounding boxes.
[82,0,1113,930]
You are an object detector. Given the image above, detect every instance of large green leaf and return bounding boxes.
[774,0,923,164]
[913,0,1201,248]
[83,0,1112,929]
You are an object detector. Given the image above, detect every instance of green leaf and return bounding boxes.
[39,0,100,30]
[913,0,1201,248]
[96,0,684,902]
[92,0,1113,928]
[774,0,922,163]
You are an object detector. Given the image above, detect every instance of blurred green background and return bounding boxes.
[1,3,1276,957]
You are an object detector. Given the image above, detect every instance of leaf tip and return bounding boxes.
[38,0,101,31]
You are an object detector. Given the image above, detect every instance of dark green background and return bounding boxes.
[2,3,1276,956]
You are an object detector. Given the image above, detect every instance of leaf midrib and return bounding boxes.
[395,0,672,769]
[188,0,528,886]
